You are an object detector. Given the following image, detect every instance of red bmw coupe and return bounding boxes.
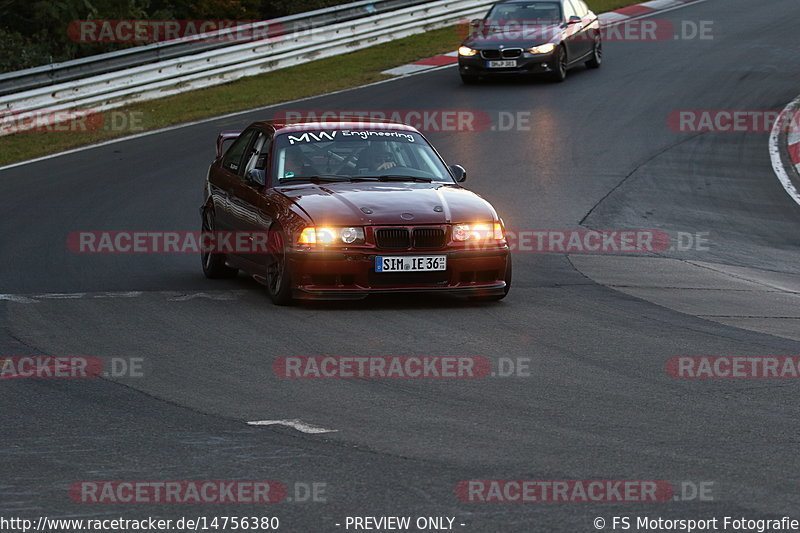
[201,118,511,305]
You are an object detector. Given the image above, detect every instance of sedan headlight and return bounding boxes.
[528,43,556,54]
[298,226,365,245]
[458,46,479,57]
[453,222,505,242]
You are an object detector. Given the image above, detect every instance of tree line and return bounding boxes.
[0,0,347,73]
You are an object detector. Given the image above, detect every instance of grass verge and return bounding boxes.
[1,0,642,167]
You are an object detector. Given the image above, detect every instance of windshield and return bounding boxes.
[271,129,455,183]
[485,2,562,22]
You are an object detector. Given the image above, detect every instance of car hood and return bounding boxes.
[276,182,498,225]
[463,22,562,48]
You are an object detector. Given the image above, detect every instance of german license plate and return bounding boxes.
[488,60,516,68]
[375,256,446,272]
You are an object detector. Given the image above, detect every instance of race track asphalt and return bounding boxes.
[2,0,800,530]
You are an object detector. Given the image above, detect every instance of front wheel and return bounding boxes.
[586,38,602,69]
[460,73,479,85]
[265,226,294,306]
[550,45,567,82]
[201,209,238,279]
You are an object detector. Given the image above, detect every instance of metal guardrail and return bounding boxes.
[0,0,434,96]
[0,0,491,134]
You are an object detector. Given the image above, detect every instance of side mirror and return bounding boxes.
[470,19,483,27]
[245,168,266,187]
[567,15,582,25]
[449,164,467,183]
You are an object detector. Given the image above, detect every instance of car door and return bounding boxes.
[211,128,258,231]
[575,0,600,52]
[227,129,276,269]
[561,0,588,62]
[565,0,593,60]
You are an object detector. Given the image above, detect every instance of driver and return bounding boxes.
[357,144,397,171]
[282,146,308,177]
[372,150,397,171]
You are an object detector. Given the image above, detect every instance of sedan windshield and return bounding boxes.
[486,2,562,22]
[272,129,455,183]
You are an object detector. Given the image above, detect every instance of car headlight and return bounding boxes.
[298,227,365,245]
[458,46,478,57]
[453,222,505,242]
[528,43,556,54]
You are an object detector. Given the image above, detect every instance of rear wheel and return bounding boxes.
[586,38,602,69]
[550,45,567,82]
[201,208,238,279]
[265,226,294,306]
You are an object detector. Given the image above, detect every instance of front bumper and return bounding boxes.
[287,247,509,300]
[458,53,556,76]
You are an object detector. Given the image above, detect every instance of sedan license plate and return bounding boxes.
[375,256,446,272]
[488,60,517,68]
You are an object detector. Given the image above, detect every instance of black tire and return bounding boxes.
[201,208,238,279]
[586,38,602,69]
[460,73,479,85]
[550,45,567,82]
[470,254,512,302]
[265,226,294,306]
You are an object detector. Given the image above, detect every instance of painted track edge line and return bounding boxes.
[247,419,339,434]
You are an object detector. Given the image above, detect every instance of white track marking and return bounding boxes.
[0,0,712,172]
[0,290,245,303]
[769,94,800,207]
[0,294,38,303]
[639,0,684,9]
[91,291,143,298]
[165,292,241,301]
[598,12,630,23]
[789,117,800,146]
[247,419,339,434]
[383,64,441,76]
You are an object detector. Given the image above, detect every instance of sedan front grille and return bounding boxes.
[501,48,522,59]
[374,227,447,249]
[375,228,410,249]
[480,49,522,60]
[412,228,446,249]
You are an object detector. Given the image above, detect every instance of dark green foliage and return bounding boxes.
[0,0,351,72]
